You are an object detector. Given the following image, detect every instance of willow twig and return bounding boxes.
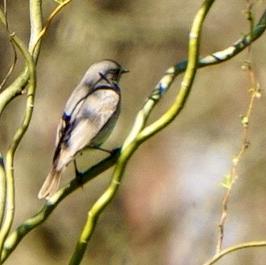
[0,33,36,255]
[1,4,265,264]
[0,0,41,256]
[0,1,18,91]
[0,0,73,117]
[28,0,43,60]
[1,150,119,262]
[69,1,216,264]
[216,2,261,253]
[203,241,266,265]
[138,8,266,141]
[32,0,73,55]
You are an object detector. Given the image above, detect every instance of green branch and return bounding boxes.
[32,0,73,56]
[28,0,43,60]
[69,0,216,264]
[0,3,18,92]
[0,4,265,264]
[0,0,42,117]
[138,8,266,141]
[0,8,6,26]
[202,241,266,265]
[0,0,72,118]
[0,8,28,112]
[69,144,138,265]
[0,0,42,257]
[0,33,36,255]
[1,150,119,262]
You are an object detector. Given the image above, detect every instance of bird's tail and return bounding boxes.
[38,168,62,200]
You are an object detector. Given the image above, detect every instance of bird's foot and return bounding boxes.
[74,159,83,185]
[94,146,114,155]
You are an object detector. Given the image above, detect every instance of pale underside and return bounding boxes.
[55,88,120,171]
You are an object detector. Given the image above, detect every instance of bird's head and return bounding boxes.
[82,59,129,88]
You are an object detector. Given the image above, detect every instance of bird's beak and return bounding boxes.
[121,68,129,74]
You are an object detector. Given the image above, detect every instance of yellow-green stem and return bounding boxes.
[203,241,266,265]
[0,34,36,255]
[69,1,216,264]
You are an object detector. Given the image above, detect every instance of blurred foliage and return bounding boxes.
[0,0,266,264]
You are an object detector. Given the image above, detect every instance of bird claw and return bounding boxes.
[93,146,114,154]
[74,160,83,185]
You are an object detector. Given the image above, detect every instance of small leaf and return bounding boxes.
[241,116,249,127]
[221,174,233,189]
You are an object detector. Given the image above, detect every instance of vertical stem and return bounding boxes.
[0,1,72,261]
[0,0,42,253]
[69,0,216,264]
[0,0,42,118]
[215,2,260,253]
[28,0,43,61]
[0,35,36,256]
[138,0,215,141]
[69,142,138,265]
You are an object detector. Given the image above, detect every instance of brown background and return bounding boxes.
[0,1,266,264]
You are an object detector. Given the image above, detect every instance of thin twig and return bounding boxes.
[1,150,120,262]
[0,1,18,91]
[215,1,261,253]
[28,0,43,60]
[0,0,41,256]
[0,6,265,263]
[32,0,73,55]
[0,0,74,259]
[203,241,266,265]
[0,0,73,117]
[69,1,216,264]
[137,8,266,141]
[0,33,36,255]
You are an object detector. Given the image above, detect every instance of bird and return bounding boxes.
[38,59,129,199]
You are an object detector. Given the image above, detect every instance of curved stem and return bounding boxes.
[0,0,72,118]
[1,150,119,263]
[202,241,266,265]
[0,2,18,92]
[138,8,266,142]
[0,4,265,264]
[28,0,43,60]
[0,34,36,255]
[69,144,137,265]
[32,0,73,55]
[69,0,216,264]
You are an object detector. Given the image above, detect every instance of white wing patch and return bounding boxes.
[65,89,119,157]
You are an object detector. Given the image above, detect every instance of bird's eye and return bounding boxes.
[108,69,119,75]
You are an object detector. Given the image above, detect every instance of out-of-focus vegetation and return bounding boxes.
[0,1,266,264]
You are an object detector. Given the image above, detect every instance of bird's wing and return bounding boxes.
[64,83,92,117]
[55,116,66,148]
[54,83,92,148]
[62,88,120,157]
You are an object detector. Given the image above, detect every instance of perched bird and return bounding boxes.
[38,59,128,199]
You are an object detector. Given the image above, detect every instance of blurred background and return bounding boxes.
[0,0,266,264]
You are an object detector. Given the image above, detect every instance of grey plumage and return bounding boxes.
[38,59,128,199]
